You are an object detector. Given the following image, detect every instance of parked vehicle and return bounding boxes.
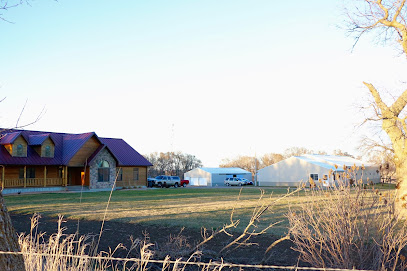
[241,178,254,185]
[224,177,246,186]
[180,179,189,187]
[147,178,156,187]
[149,175,181,188]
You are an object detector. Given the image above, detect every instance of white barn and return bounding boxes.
[184,167,252,187]
[257,154,380,187]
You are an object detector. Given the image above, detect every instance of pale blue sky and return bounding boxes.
[1,1,406,166]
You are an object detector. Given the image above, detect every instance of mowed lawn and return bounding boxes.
[4,187,301,235]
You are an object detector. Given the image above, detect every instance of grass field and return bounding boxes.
[4,184,396,236]
[4,187,302,235]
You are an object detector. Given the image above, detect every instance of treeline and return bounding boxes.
[144,151,202,178]
[143,147,358,179]
[220,147,356,176]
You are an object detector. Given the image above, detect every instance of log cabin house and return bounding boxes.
[0,129,152,191]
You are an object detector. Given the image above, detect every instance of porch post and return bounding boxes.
[64,166,68,186]
[44,166,47,187]
[24,166,26,188]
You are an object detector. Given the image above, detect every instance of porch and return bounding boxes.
[3,177,64,188]
[0,165,80,189]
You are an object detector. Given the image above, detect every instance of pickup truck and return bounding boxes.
[180,179,189,187]
[148,175,187,188]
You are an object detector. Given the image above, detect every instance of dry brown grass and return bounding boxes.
[288,176,407,271]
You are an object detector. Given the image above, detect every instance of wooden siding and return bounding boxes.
[116,166,147,187]
[68,136,101,167]
[2,165,60,179]
[12,136,28,157]
[1,165,63,188]
[41,138,55,157]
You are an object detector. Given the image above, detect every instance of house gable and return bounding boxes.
[89,148,117,189]
[40,137,55,158]
[29,135,56,158]
[68,135,101,167]
[10,135,28,157]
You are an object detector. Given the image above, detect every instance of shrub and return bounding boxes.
[287,172,407,271]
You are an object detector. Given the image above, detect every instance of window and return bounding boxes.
[19,167,35,178]
[310,174,319,181]
[19,168,24,179]
[44,145,51,157]
[116,168,122,181]
[16,144,23,156]
[98,160,110,182]
[133,168,139,181]
[58,168,63,178]
[27,168,35,178]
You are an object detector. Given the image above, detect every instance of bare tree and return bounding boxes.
[0,98,43,270]
[145,151,202,178]
[359,136,396,182]
[219,155,260,176]
[332,149,355,158]
[283,147,313,158]
[0,0,29,22]
[260,153,284,168]
[347,0,407,216]
[0,193,25,270]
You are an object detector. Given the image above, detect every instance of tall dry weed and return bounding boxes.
[18,214,140,271]
[288,170,407,271]
[17,214,209,271]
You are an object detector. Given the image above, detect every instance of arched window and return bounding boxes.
[98,160,110,182]
[16,144,23,156]
[45,145,51,157]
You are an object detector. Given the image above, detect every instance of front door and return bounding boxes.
[68,167,89,186]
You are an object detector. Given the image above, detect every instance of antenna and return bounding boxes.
[170,123,175,152]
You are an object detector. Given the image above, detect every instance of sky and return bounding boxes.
[0,0,406,167]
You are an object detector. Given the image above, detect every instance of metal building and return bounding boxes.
[184,167,252,187]
[257,154,380,187]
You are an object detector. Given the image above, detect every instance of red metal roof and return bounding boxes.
[28,133,52,145]
[0,132,22,145]
[0,129,152,167]
[100,137,152,167]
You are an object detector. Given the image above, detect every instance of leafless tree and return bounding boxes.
[145,151,202,178]
[219,155,260,176]
[359,136,396,182]
[0,0,29,22]
[346,0,407,216]
[283,147,313,158]
[260,153,284,167]
[332,149,355,158]
[0,193,25,270]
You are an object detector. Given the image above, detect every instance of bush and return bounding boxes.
[287,172,407,271]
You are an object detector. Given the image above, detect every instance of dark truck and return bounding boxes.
[147,175,189,188]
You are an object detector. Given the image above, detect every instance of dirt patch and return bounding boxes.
[10,212,301,266]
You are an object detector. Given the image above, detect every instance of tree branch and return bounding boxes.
[363,82,390,113]
[390,89,407,116]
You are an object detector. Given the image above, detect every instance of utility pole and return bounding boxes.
[254,152,258,186]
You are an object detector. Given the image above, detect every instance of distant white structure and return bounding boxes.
[257,154,380,187]
[184,167,252,187]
